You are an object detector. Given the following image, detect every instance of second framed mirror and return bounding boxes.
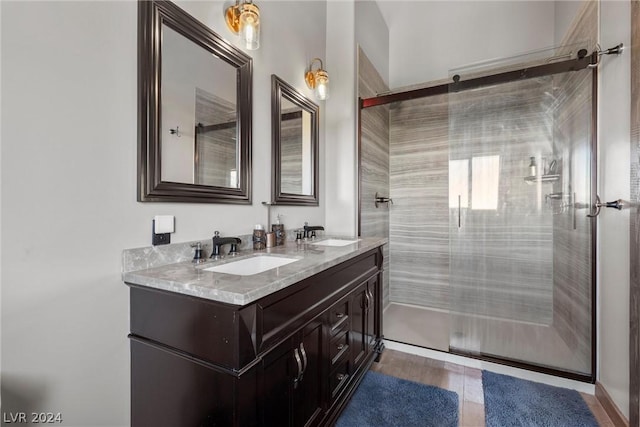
[271,75,319,206]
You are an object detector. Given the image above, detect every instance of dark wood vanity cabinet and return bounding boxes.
[128,247,383,427]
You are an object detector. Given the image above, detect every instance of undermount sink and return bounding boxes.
[203,255,299,276]
[311,239,360,247]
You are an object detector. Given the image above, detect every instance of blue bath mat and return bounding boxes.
[336,370,459,427]
[482,370,598,427]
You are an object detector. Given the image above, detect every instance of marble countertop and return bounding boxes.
[123,237,387,306]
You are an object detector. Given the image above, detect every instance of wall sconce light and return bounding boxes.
[305,58,329,101]
[225,0,260,50]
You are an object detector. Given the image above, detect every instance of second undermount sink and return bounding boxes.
[203,255,299,276]
[311,239,360,247]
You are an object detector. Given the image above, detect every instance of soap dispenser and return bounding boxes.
[528,157,537,177]
[272,215,285,246]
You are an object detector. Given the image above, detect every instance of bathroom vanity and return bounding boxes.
[124,238,386,426]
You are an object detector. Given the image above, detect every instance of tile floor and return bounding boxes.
[369,349,616,427]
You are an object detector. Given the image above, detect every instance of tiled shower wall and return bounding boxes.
[195,90,237,187]
[385,1,595,336]
[280,112,304,194]
[388,78,556,324]
[447,78,555,324]
[549,67,594,374]
[358,47,390,307]
[550,0,596,373]
[388,93,451,312]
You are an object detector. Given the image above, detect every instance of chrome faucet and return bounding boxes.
[210,231,242,259]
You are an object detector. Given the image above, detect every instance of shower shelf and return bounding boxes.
[524,174,560,184]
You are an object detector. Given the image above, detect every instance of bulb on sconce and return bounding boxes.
[314,70,329,100]
[239,2,260,50]
[305,58,330,101]
[225,0,260,51]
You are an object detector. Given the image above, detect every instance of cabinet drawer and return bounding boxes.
[330,360,350,401]
[329,299,349,332]
[330,330,349,365]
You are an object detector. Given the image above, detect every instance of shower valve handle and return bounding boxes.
[375,192,394,208]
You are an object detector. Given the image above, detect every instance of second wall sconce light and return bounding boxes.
[305,58,330,101]
[225,0,260,50]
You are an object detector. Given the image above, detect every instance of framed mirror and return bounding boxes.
[271,75,319,206]
[138,1,252,203]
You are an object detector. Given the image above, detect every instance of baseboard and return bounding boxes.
[595,382,629,427]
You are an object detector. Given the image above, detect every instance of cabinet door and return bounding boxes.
[351,275,380,374]
[262,336,296,426]
[350,281,368,372]
[130,339,245,427]
[365,275,379,352]
[293,320,325,427]
[262,321,325,427]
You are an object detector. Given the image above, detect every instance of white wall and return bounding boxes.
[1,1,326,425]
[598,0,631,419]
[355,0,390,87]
[554,0,586,46]
[325,0,358,236]
[2,4,137,424]
[377,0,556,88]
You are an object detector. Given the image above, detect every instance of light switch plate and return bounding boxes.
[154,215,175,234]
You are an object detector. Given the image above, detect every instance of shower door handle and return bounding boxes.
[587,195,633,217]
[586,195,601,218]
[458,195,461,228]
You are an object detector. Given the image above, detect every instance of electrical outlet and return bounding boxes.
[152,232,170,246]
[152,220,171,245]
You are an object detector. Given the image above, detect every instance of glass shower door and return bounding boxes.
[448,68,594,377]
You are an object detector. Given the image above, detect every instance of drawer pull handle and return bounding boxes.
[337,344,345,351]
[336,313,345,319]
[337,373,345,381]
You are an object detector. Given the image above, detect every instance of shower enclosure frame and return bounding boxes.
[358,51,599,383]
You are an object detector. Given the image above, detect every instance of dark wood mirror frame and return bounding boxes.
[138,0,252,203]
[271,75,319,206]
